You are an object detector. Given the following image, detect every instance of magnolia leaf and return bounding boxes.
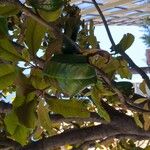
[87,20,98,48]
[116,33,135,52]
[134,98,147,104]
[91,83,110,122]
[143,103,150,131]
[4,111,19,135]
[139,80,147,94]
[47,98,90,118]
[31,68,49,90]
[0,5,20,16]
[13,96,26,108]
[26,92,36,103]
[5,111,30,145]
[25,17,47,55]
[0,17,8,37]
[0,38,23,61]
[12,125,30,146]
[32,125,43,140]
[44,54,96,96]
[15,100,37,128]
[133,113,143,128]
[116,59,132,79]
[15,71,35,96]
[39,8,62,22]
[37,100,53,135]
[0,64,17,90]
[22,49,30,61]
[29,0,63,11]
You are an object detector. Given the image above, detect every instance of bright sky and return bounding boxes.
[95,25,148,67]
[95,26,149,83]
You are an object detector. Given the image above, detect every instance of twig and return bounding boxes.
[91,0,150,90]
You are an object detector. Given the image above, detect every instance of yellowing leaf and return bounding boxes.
[143,103,150,131]
[47,98,90,118]
[133,113,143,128]
[116,33,135,52]
[0,64,17,90]
[40,8,62,22]
[134,98,147,104]
[91,84,110,122]
[32,125,43,140]
[37,100,53,135]
[139,80,147,94]
[25,17,47,55]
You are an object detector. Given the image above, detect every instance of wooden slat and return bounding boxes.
[71,0,150,25]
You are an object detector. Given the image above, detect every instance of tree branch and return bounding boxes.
[21,101,150,149]
[91,0,150,90]
[22,121,150,150]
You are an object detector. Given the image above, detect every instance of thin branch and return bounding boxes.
[91,0,150,90]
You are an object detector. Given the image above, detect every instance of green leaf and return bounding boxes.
[16,100,37,128]
[0,5,20,16]
[116,58,132,79]
[47,98,90,118]
[12,125,30,146]
[13,96,26,108]
[30,0,63,11]
[91,83,110,122]
[44,54,97,96]
[40,8,62,22]
[143,103,150,131]
[134,98,147,104]
[25,17,47,55]
[26,92,36,103]
[4,111,19,135]
[0,17,8,36]
[37,100,52,135]
[0,64,17,90]
[139,80,147,94]
[117,33,135,51]
[31,68,49,90]
[0,38,23,61]
[133,113,143,128]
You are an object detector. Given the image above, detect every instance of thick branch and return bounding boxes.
[22,123,150,150]
[91,0,150,90]
[22,101,150,149]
